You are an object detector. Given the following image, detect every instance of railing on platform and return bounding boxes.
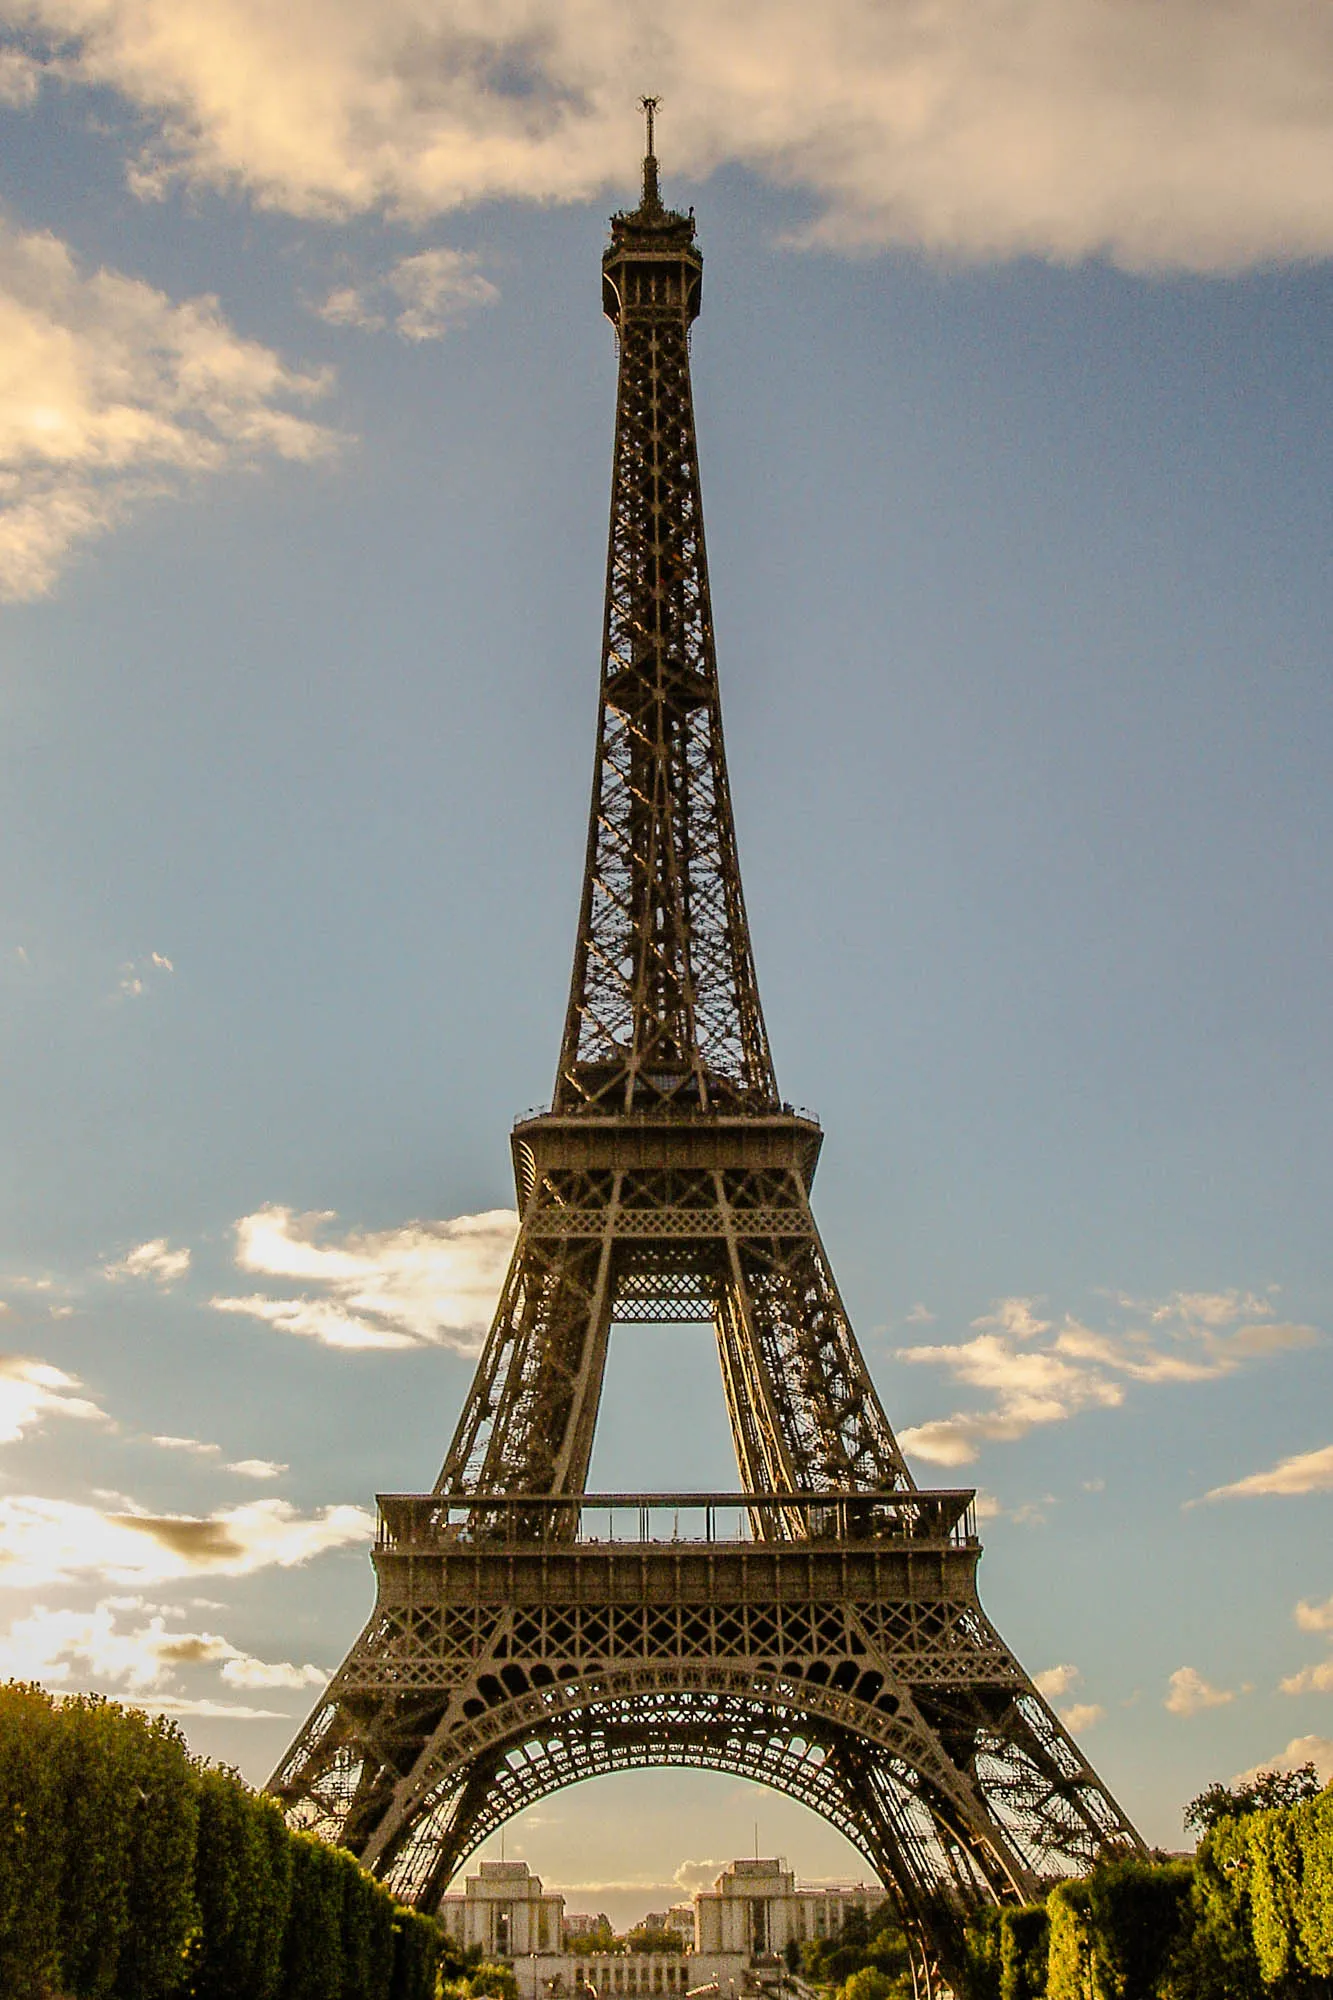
[511,1102,822,1128]
[375,1488,978,1550]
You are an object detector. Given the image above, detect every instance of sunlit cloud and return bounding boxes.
[0,1355,108,1444]
[113,952,174,1000]
[0,218,339,600]
[1059,1702,1104,1733]
[1033,1663,1080,1699]
[318,247,498,341]
[673,1860,721,1895]
[1279,1660,1333,1696]
[1296,1595,1333,1634]
[5,2,1333,270]
[0,1597,325,1711]
[1164,1666,1235,1717]
[151,1434,220,1455]
[1235,1736,1333,1788]
[0,1492,373,1587]
[899,1290,1316,1465]
[212,1202,516,1352]
[225,1457,288,1480]
[140,1696,289,1717]
[220,1653,325,1690]
[105,1237,191,1283]
[1200,1442,1333,1502]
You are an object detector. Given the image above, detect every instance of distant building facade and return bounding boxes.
[693,1860,882,1959]
[438,1861,564,1957]
[439,1856,884,2000]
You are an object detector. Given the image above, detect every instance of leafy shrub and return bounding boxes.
[840,1968,896,2000]
[392,1906,446,2000]
[1045,1881,1094,2000]
[110,1713,200,2000]
[188,1765,293,1999]
[0,1681,444,2000]
[999,1904,1049,2000]
[56,1696,143,1999]
[468,1959,521,2000]
[0,1682,66,2000]
[1087,1856,1193,1999]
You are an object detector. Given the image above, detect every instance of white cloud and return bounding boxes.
[7,1,1333,271]
[225,1458,287,1479]
[1235,1736,1333,1788]
[971,1297,1051,1340]
[1201,1443,1333,1502]
[0,1355,108,1444]
[672,1860,721,1895]
[152,1434,220,1455]
[319,247,497,341]
[220,1653,325,1690]
[0,1492,373,1587]
[138,1696,289,1717]
[114,952,175,1000]
[213,1201,516,1352]
[1034,1663,1080,1699]
[0,1598,225,1687]
[1279,1660,1333,1697]
[1296,1596,1333,1634]
[0,218,339,601]
[899,1290,1316,1466]
[211,1293,418,1351]
[0,1595,326,1708]
[1165,1666,1235,1717]
[105,1237,191,1283]
[1059,1702,1104,1733]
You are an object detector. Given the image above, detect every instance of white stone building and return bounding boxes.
[438,1860,565,1957]
[692,1859,884,1958]
[439,1855,885,2000]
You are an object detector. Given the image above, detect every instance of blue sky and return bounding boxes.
[1,0,1332,1922]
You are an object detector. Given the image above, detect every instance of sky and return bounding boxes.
[1,0,1332,1927]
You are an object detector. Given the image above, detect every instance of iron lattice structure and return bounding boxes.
[271,112,1143,1994]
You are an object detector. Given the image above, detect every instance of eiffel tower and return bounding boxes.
[270,103,1143,1991]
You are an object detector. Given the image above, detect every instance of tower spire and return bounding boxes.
[640,94,661,212]
[559,100,770,1114]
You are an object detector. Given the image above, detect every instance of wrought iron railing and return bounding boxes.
[375,1487,977,1550]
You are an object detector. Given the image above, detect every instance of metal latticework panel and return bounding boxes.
[431,1136,911,1507]
[270,120,1145,1996]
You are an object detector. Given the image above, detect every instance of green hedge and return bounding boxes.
[953,1783,1333,2000]
[0,1682,443,2000]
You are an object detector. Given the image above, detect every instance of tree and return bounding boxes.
[467,1961,521,2000]
[1087,1857,1193,2000]
[624,1925,685,1954]
[1185,1765,1322,1837]
[281,1831,346,2000]
[187,1765,293,2000]
[0,1683,65,2000]
[110,1713,199,2000]
[840,1970,894,2000]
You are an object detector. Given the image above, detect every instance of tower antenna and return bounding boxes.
[639,93,661,210]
